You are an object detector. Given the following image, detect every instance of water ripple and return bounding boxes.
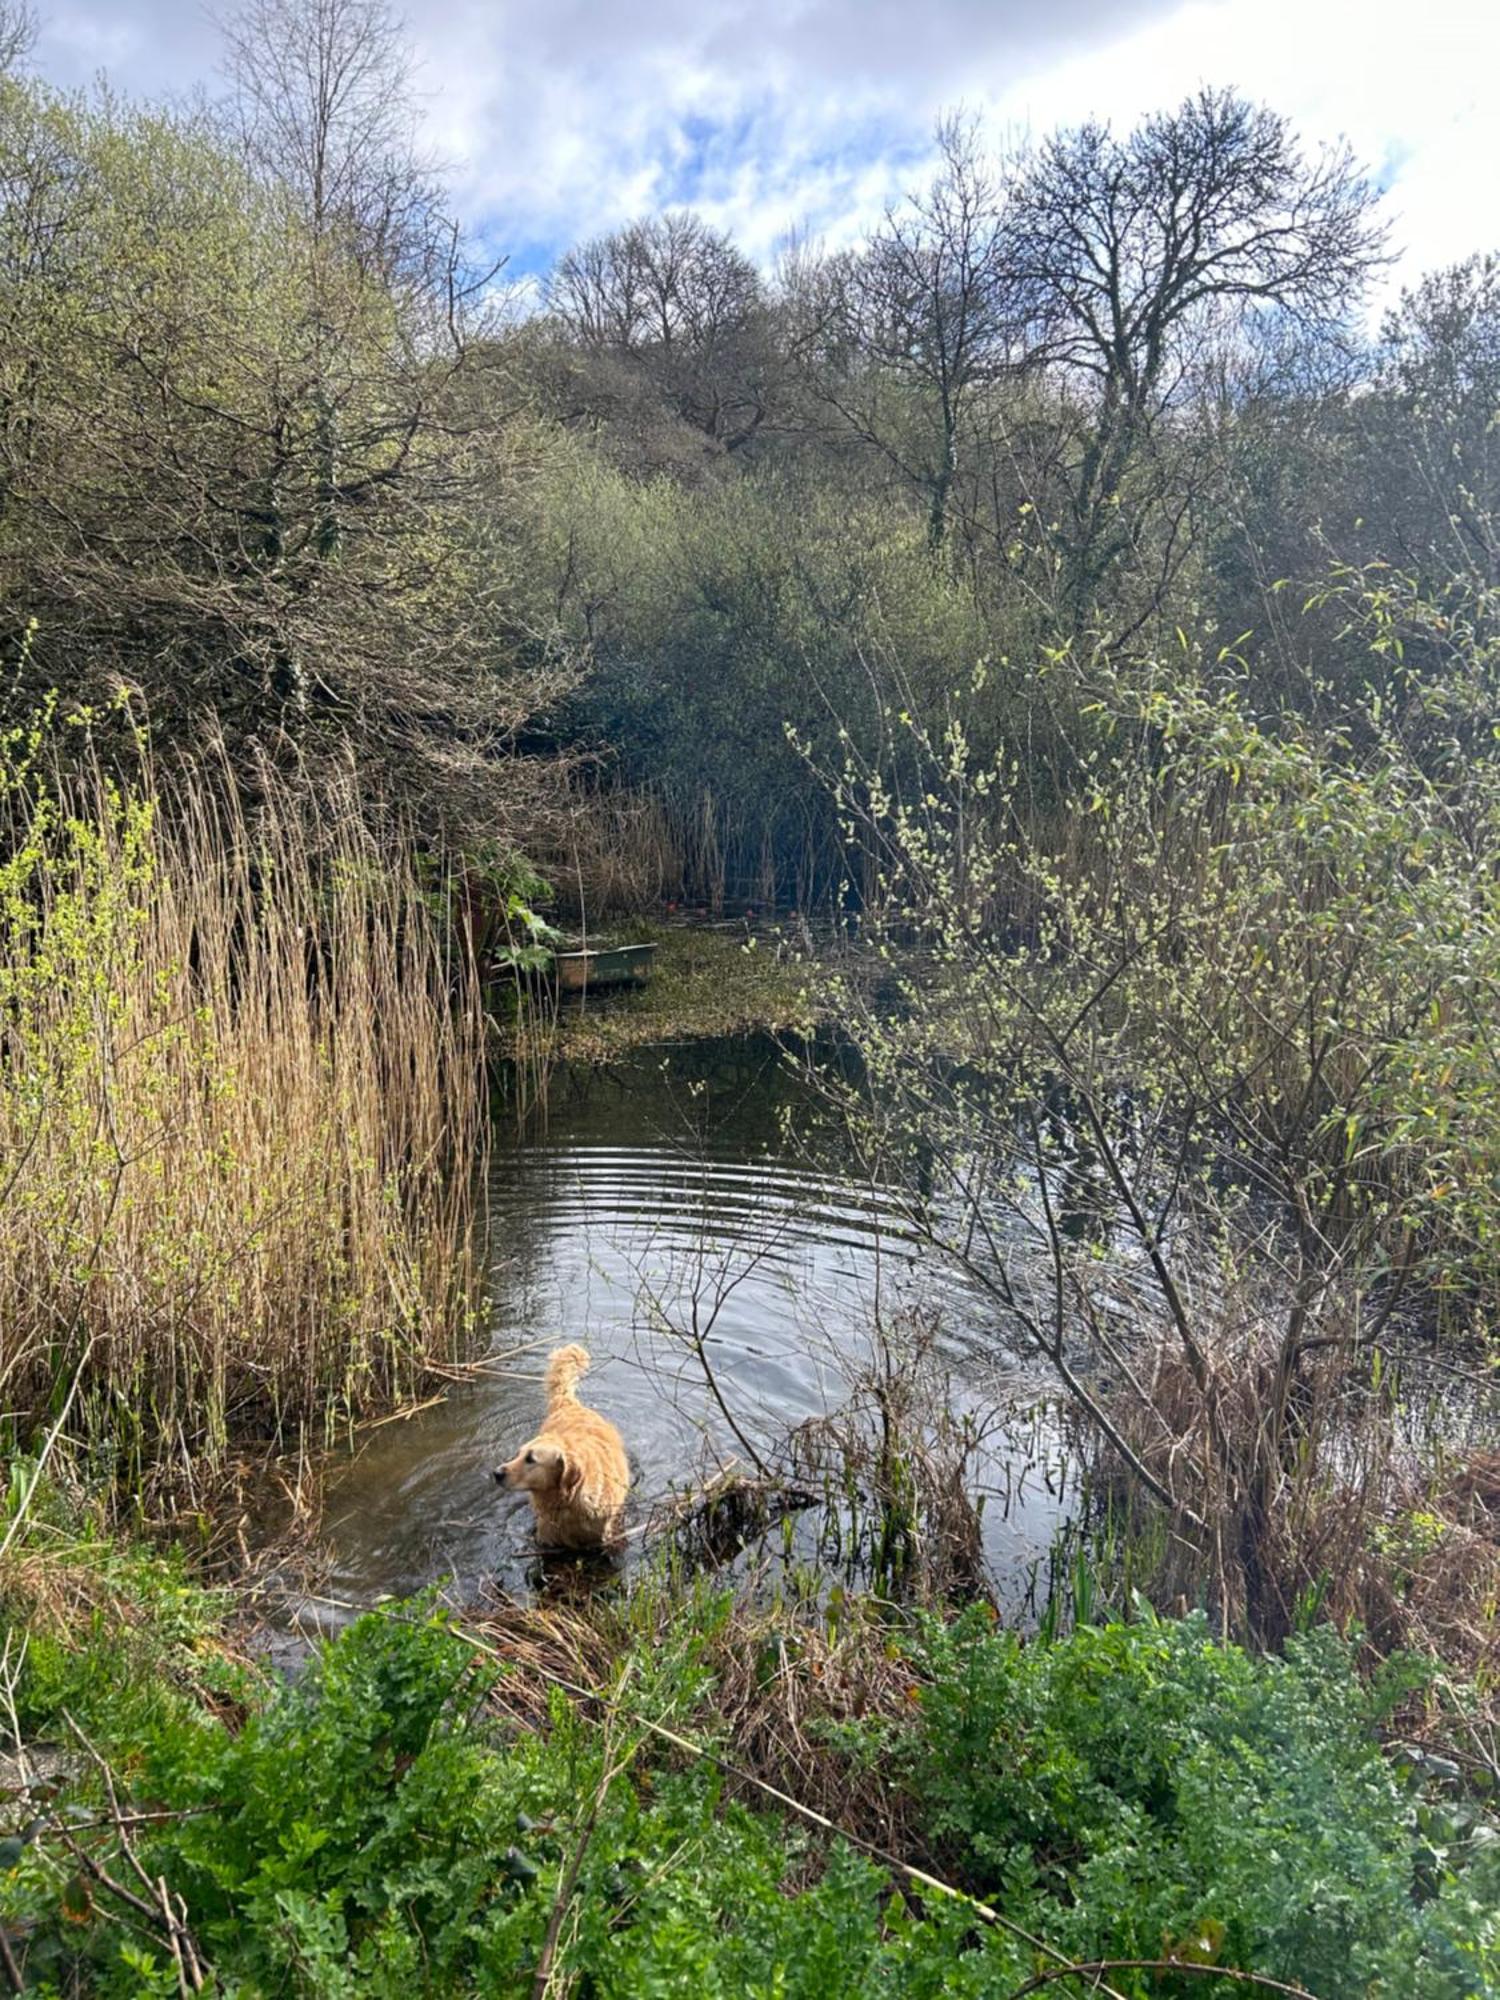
[315,1046,1073,1620]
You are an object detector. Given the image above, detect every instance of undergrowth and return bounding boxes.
[2,1488,1497,1997]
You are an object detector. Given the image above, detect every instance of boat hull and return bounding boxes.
[552,943,656,993]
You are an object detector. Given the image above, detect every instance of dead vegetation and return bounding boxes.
[787,1309,992,1605]
[1098,1317,1500,1755]
[469,1584,925,1859]
[0,749,490,1508]
[642,1465,821,1573]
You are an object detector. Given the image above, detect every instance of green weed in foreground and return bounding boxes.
[2,1531,1497,1997]
[898,1606,1500,1997]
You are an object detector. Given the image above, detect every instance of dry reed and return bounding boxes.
[470,1586,921,1853]
[0,750,490,1501]
[1102,1317,1500,1717]
[553,776,859,923]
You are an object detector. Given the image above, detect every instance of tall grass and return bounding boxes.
[553,781,682,917]
[555,778,861,921]
[0,745,488,1501]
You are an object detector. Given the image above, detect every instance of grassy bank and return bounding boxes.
[1,1487,1496,1997]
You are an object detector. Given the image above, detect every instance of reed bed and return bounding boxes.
[1098,1316,1500,1708]
[552,781,682,918]
[0,752,489,1502]
[553,777,860,923]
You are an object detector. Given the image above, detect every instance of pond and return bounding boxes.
[295,1033,1079,1634]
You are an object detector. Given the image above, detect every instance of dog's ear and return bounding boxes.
[560,1454,584,1503]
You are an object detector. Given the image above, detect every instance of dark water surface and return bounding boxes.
[303,1035,1077,1630]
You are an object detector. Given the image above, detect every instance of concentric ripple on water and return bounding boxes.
[315,1036,1075,1619]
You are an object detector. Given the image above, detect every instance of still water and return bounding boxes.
[307,1034,1077,1624]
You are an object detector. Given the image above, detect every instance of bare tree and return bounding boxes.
[550,211,777,454]
[814,118,1022,547]
[1006,87,1386,608]
[0,2,35,73]
[219,0,449,290]
[0,64,552,836]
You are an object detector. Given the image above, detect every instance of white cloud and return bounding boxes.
[35,1,220,95]
[25,0,1498,305]
[413,0,1169,268]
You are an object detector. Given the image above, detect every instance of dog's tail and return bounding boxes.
[545,1343,591,1406]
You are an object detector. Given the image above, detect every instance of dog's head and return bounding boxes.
[493,1437,582,1501]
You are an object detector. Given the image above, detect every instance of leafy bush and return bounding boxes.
[3,1550,1496,1997]
[2,1596,1004,1997]
[900,1606,1499,1998]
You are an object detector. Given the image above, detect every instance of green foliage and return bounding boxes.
[814,571,1500,1638]
[416,844,562,975]
[4,1526,1496,1999]
[900,1609,1497,1998]
[526,447,992,899]
[2,1588,999,1998]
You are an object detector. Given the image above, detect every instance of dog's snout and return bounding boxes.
[493,1465,508,1486]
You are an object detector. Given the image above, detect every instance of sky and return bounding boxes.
[27,0,1500,309]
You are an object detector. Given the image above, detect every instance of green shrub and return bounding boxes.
[899,1607,1499,1998]
[4,1564,1496,1997]
[3,1600,1011,1996]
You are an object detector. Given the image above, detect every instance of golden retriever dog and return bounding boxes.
[492,1344,629,1548]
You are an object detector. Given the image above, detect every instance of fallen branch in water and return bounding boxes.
[637,1462,819,1571]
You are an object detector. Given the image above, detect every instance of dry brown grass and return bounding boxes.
[0,751,490,1503]
[547,775,860,925]
[1104,1325,1500,1730]
[469,1585,922,1852]
[544,782,683,919]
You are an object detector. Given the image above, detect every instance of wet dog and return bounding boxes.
[493,1344,629,1549]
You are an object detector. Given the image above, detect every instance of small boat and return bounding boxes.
[551,941,657,994]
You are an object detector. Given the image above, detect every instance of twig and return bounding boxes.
[0,1923,23,1994]
[41,1807,215,1835]
[1006,1959,1319,1998]
[530,1662,639,2000]
[158,1874,204,1996]
[0,1335,99,1566]
[57,1710,207,1991]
